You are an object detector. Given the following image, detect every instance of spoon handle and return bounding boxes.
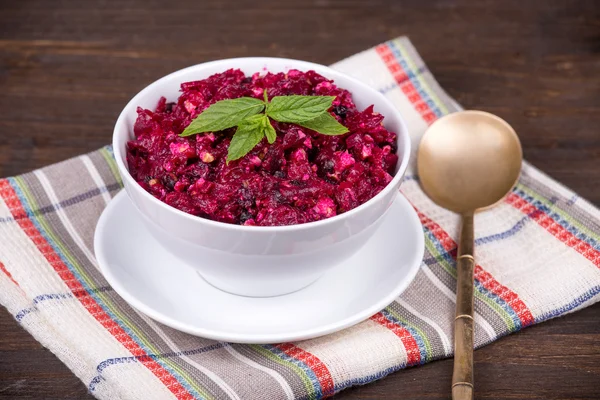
[452,213,475,400]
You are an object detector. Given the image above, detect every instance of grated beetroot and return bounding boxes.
[126,69,399,226]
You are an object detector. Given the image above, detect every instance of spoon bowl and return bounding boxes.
[418,110,522,214]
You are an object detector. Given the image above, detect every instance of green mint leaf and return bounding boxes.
[266,95,335,123]
[296,112,349,135]
[180,97,265,137]
[264,118,277,144]
[226,114,266,163]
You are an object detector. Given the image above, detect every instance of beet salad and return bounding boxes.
[126,69,399,226]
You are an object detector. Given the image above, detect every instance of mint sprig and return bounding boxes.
[179,91,349,162]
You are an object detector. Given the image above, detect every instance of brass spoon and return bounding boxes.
[417,110,522,400]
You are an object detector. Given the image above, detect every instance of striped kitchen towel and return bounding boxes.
[1,36,599,400]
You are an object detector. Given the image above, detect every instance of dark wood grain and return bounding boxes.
[1,0,599,398]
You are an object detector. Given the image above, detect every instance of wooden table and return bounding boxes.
[1,0,599,398]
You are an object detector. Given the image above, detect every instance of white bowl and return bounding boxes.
[113,57,411,297]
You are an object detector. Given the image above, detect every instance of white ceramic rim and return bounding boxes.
[112,57,411,232]
[94,191,424,343]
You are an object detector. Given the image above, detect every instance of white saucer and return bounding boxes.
[94,191,424,343]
